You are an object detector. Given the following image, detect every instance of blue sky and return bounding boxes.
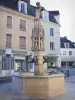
[31,0,75,42]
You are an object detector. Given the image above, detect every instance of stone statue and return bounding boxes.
[36,2,41,18]
[36,2,45,18]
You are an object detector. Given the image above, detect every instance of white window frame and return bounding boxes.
[50,42,55,50]
[64,43,69,48]
[69,51,72,56]
[18,0,27,13]
[50,28,54,36]
[63,51,66,55]
[41,10,49,21]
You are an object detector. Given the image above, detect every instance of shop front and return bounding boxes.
[43,54,59,69]
[25,51,34,72]
[0,49,34,76]
[13,50,34,73]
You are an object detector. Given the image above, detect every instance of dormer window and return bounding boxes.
[64,43,69,48]
[21,3,25,12]
[74,43,75,47]
[18,0,27,13]
[41,10,49,21]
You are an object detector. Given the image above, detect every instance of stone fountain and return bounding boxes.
[12,2,65,99]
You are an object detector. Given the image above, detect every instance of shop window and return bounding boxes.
[15,60,25,71]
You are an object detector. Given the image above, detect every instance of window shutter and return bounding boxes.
[20,37,26,49]
[6,34,12,48]
[20,19,26,31]
[7,16,12,27]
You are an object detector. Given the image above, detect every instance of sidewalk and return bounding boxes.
[65,76,75,83]
[52,92,75,100]
[0,91,75,100]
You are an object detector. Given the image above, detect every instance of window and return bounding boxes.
[21,3,25,13]
[50,28,54,36]
[20,19,26,31]
[64,43,69,48]
[69,51,72,55]
[61,62,66,66]
[7,16,12,27]
[50,42,54,50]
[15,59,25,71]
[18,1,27,13]
[2,56,14,70]
[74,43,75,47]
[41,10,49,21]
[63,51,66,55]
[19,36,26,49]
[6,34,12,48]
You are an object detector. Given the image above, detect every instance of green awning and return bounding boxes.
[43,54,59,58]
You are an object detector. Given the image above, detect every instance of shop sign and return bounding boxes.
[5,49,12,54]
[26,51,34,56]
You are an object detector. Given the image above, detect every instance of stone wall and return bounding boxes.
[12,74,65,99]
[23,75,65,98]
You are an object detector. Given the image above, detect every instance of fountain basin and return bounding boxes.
[12,74,65,99]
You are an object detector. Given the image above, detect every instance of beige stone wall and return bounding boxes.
[23,75,65,98]
[0,7,34,50]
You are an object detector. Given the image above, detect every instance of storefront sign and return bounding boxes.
[26,51,34,56]
[5,49,12,54]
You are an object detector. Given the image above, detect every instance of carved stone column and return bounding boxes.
[31,2,44,75]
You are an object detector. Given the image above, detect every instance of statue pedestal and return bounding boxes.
[12,74,65,99]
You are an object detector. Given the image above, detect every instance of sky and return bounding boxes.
[31,0,75,42]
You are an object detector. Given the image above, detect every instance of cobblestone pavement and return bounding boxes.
[65,76,75,83]
[0,76,75,100]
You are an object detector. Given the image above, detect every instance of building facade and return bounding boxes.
[41,10,61,69]
[60,36,75,67]
[0,0,61,75]
[0,0,34,75]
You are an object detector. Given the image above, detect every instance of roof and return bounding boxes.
[0,0,18,10]
[60,37,71,43]
[60,37,75,48]
[49,14,58,24]
[49,11,60,15]
[0,0,59,24]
